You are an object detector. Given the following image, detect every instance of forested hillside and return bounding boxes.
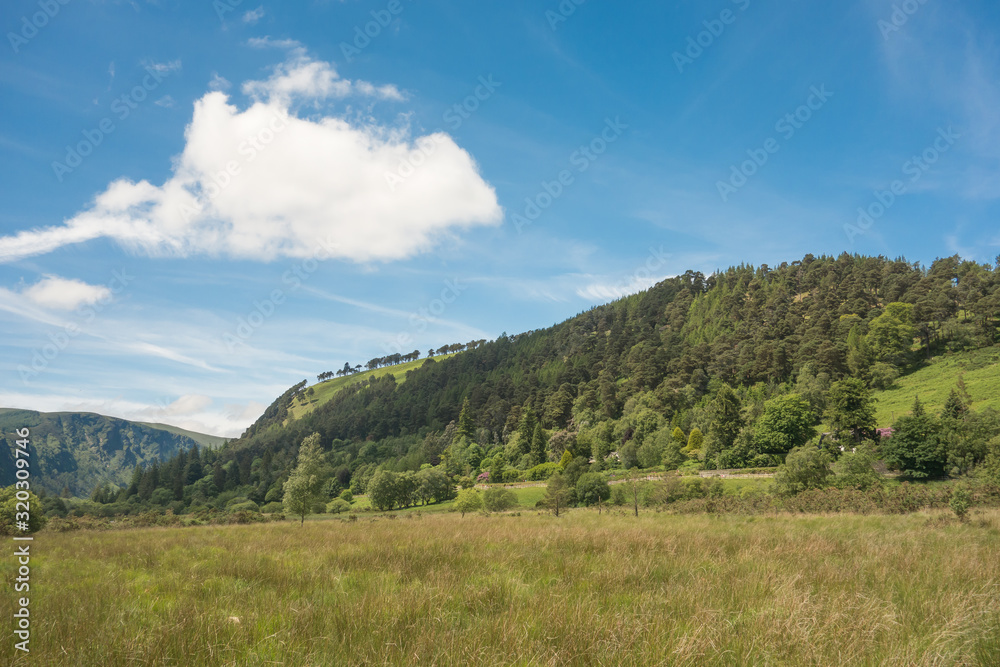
[0,409,223,497]
[105,253,1000,514]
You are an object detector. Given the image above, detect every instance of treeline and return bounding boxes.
[104,253,1000,516]
[316,340,490,381]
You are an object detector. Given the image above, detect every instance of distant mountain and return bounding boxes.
[0,409,226,497]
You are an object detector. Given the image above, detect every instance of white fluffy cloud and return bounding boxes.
[0,51,501,264]
[23,275,112,310]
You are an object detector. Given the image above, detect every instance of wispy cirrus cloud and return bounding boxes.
[23,275,111,310]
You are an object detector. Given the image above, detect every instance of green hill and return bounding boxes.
[119,253,1000,511]
[872,345,1000,425]
[0,409,222,497]
[287,354,457,422]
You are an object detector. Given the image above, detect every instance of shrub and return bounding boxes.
[501,468,525,483]
[483,488,517,513]
[774,447,833,495]
[575,473,611,506]
[0,486,47,535]
[650,476,686,504]
[260,501,284,514]
[453,489,483,517]
[526,462,561,481]
[227,500,260,513]
[834,443,883,491]
[950,487,971,521]
[327,498,352,514]
[339,489,354,503]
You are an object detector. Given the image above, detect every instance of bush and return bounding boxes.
[260,501,285,514]
[339,489,354,503]
[483,488,517,513]
[950,486,971,521]
[575,473,610,506]
[453,489,483,517]
[501,467,525,483]
[0,486,47,535]
[834,443,883,491]
[326,498,352,514]
[867,362,900,390]
[227,500,260,513]
[526,462,561,481]
[774,447,833,495]
[650,476,686,504]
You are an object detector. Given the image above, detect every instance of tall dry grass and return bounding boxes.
[2,509,999,665]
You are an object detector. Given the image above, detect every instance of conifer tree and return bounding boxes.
[457,398,476,442]
[530,423,548,466]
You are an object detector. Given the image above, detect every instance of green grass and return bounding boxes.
[313,485,547,519]
[5,510,1000,665]
[286,354,457,422]
[872,345,1000,425]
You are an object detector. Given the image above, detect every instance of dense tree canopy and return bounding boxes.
[106,253,1000,514]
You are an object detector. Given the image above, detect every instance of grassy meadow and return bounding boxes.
[4,509,1000,666]
[872,345,1000,425]
[286,354,456,422]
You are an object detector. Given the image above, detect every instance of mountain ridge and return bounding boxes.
[0,408,226,497]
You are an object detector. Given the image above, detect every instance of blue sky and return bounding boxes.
[1,0,998,436]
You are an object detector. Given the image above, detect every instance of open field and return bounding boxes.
[336,485,546,516]
[286,354,456,421]
[872,345,1000,425]
[4,510,999,666]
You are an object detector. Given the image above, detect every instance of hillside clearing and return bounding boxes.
[873,345,1000,424]
[286,354,457,422]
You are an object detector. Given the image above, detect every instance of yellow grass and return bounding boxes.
[3,510,999,665]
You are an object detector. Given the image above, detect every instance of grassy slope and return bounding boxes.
[871,345,1000,425]
[286,354,457,422]
[8,510,999,665]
